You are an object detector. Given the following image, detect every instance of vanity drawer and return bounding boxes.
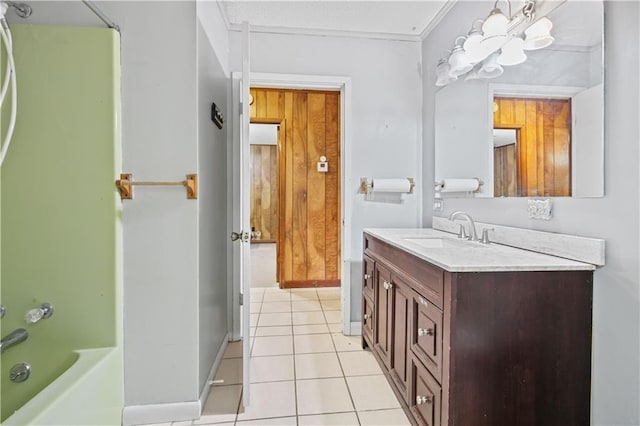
[363,254,375,301]
[410,291,443,382]
[362,294,375,346]
[409,353,442,426]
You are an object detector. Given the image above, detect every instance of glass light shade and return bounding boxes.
[436,59,457,86]
[498,37,527,66]
[448,45,473,77]
[482,8,509,37]
[464,66,481,81]
[463,29,485,63]
[523,17,554,50]
[477,52,504,79]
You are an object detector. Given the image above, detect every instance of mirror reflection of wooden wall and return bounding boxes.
[250,144,278,241]
[494,143,517,197]
[250,87,341,288]
[494,97,572,197]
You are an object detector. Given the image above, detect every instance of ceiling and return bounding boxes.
[218,0,452,40]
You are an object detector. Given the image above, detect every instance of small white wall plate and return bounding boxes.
[527,198,552,220]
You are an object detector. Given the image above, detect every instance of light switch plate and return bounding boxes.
[527,198,552,220]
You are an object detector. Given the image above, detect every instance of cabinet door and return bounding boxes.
[409,353,442,426]
[410,291,443,381]
[363,255,375,301]
[390,275,411,400]
[374,263,392,369]
[362,294,375,347]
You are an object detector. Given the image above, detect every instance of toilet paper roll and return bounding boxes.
[371,178,412,193]
[440,178,480,193]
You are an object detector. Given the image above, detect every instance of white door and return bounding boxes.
[231,22,251,406]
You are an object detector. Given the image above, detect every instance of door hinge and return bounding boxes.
[239,293,244,306]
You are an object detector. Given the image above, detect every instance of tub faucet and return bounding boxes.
[449,211,478,241]
[1,328,28,354]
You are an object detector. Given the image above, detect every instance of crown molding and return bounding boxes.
[227,23,422,43]
[420,0,458,41]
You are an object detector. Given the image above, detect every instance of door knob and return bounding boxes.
[230,231,249,242]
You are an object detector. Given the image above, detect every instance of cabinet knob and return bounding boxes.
[364,273,371,280]
[418,296,429,307]
[364,313,371,320]
[416,395,433,405]
[418,327,435,337]
[383,281,393,290]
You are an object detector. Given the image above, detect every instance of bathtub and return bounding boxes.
[3,347,122,425]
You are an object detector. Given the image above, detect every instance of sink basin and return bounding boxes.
[402,237,467,249]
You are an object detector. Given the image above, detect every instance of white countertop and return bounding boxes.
[364,228,596,272]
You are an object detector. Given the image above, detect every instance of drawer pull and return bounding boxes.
[383,281,393,290]
[416,395,433,405]
[364,314,371,320]
[418,327,435,337]
[364,273,371,280]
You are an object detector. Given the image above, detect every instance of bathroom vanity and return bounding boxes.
[362,228,596,426]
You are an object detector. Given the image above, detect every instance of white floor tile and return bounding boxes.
[214,357,243,385]
[250,288,265,302]
[290,289,319,301]
[328,323,343,333]
[320,299,341,311]
[338,351,382,376]
[254,325,292,337]
[298,412,359,426]
[331,333,363,352]
[198,384,241,424]
[263,290,290,302]
[223,341,243,359]
[236,381,297,421]
[250,327,256,337]
[236,416,297,425]
[346,375,401,411]
[295,352,343,379]
[292,311,326,325]
[316,288,341,300]
[171,422,194,426]
[296,377,354,415]
[250,314,259,327]
[261,301,292,313]
[258,312,293,327]
[358,408,411,425]
[250,303,262,314]
[294,334,335,354]
[250,355,294,383]
[252,335,293,357]
[292,300,323,312]
[293,324,330,335]
[323,311,341,324]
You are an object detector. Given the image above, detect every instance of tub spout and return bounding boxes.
[1,328,28,354]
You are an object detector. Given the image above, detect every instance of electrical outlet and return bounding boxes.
[433,199,444,212]
[527,198,552,220]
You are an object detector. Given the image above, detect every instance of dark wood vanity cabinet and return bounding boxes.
[362,233,593,426]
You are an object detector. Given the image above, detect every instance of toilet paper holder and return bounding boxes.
[360,177,415,195]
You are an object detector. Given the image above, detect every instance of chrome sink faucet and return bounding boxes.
[449,211,478,241]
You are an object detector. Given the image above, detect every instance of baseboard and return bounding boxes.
[122,401,200,426]
[282,279,341,288]
[199,334,230,408]
[349,321,362,336]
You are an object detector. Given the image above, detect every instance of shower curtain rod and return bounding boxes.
[81,1,119,32]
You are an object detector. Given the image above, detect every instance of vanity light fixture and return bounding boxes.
[435,0,552,86]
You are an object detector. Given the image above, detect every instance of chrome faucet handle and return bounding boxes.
[480,228,493,244]
[457,224,468,239]
[0,305,5,319]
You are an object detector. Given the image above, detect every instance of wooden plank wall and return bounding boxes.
[250,88,341,287]
[494,97,571,197]
[250,144,278,241]
[494,144,517,197]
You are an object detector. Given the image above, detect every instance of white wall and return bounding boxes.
[196,0,230,76]
[196,18,229,396]
[229,31,423,320]
[422,2,640,424]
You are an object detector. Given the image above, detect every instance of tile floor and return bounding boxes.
[150,286,410,426]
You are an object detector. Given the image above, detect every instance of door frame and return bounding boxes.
[232,72,355,335]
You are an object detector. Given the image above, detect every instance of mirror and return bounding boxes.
[435,0,604,198]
